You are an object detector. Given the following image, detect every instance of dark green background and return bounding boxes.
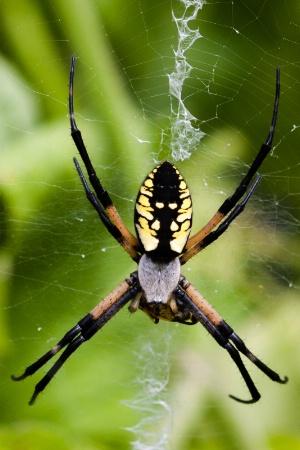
[0,1,299,449]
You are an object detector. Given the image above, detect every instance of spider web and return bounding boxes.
[0,1,299,450]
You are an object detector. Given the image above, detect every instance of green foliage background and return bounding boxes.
[0,1,299,449]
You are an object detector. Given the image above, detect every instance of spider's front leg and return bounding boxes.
[12,273,140,405]
[175,277,288,403]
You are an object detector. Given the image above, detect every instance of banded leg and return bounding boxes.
[182,67,280,264]
[175,277,287,403]
[12,273,140,405]
[69,56,140,260]
[181,175,261,264]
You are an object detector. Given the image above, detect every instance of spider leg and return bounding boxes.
[182,67,280,263]
[175,277,287,403]
[181,174,261,263]
[12,272,140,405]
[74,158,139,261]
[69,55,139,260]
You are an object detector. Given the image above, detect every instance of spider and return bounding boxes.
[12,56,288,405]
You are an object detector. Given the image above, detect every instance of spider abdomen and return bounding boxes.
[134,161,192,259]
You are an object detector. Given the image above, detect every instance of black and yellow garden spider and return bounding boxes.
[12,56,288,405]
